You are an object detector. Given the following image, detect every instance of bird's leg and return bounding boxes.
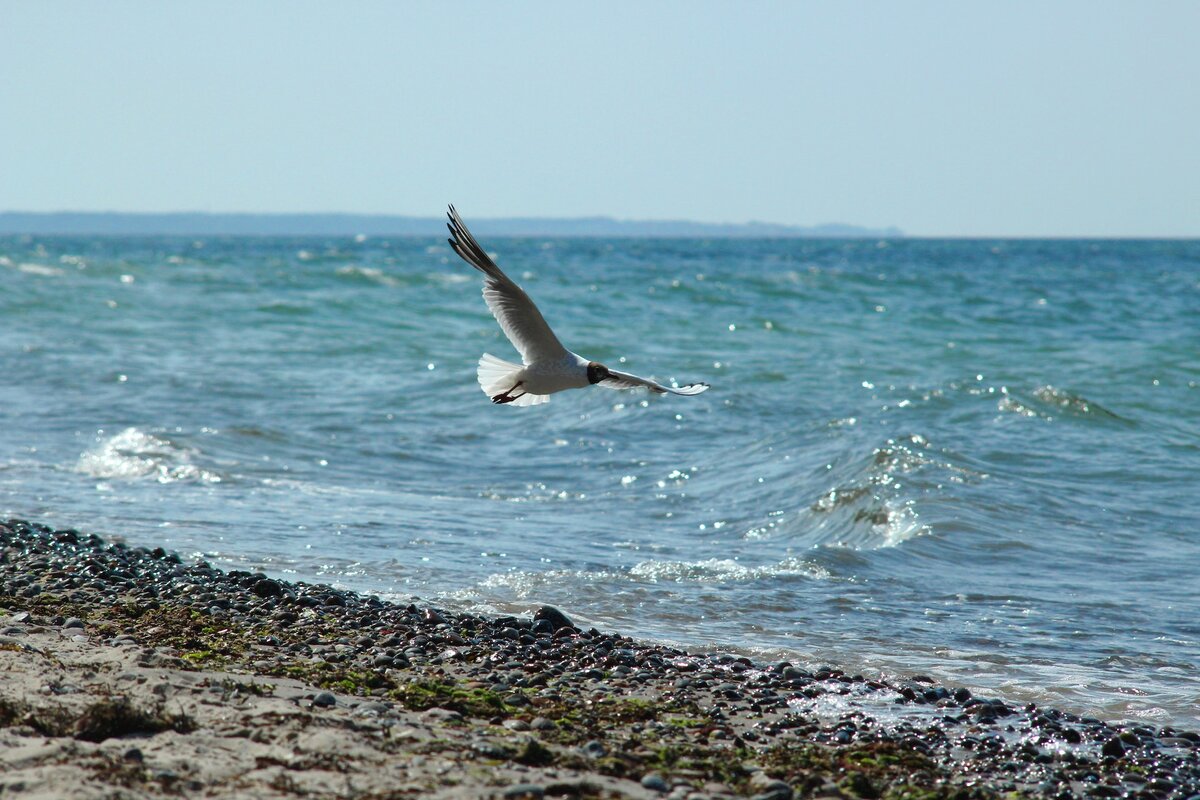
[492,382,525,404]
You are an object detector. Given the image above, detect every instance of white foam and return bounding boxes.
[76,427,222,484]
[17,263,64,277]
[456,554,831,603]
[628,556,831,583]
[334,265,398,286]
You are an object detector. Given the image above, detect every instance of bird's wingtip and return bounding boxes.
[669,382,710,396]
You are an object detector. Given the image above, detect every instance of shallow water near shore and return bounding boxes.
[2,234,1198,727]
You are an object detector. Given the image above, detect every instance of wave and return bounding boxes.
[795,433,967,550]
[628,556,831,583]
[995,384,1130,424]
[76,427,224,485]
[12,262,65,277]
[462,553,832,599]
[333,265,399,286]
[1031,385,1127,421]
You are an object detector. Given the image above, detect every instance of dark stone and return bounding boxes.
[514,737,553,766]
[533,605,574,632]
[251,579,283,598]
[1101,737,1125,758]
[312,692,337,708]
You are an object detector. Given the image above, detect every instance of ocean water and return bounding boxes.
[2,234,1198,727]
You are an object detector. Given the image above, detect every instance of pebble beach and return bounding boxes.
[2,518,1197,799]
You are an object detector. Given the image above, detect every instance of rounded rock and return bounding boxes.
[641,772,670,792]
[533,605,574,632]
[251,579,283,598]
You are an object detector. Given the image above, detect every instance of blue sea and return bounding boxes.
[2,234,1198,727]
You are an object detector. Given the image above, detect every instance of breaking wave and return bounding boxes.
[76,427,224,485]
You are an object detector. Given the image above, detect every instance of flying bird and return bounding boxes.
[447,205,710,407]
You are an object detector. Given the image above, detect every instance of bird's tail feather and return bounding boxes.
[477,353,522,394]
[477,353,549,407]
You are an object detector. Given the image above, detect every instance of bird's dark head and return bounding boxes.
[587,362,610,384]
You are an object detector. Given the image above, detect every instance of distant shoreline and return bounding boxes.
[0,211,902,239]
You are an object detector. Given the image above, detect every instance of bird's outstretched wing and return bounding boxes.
[447,205,568,365]
[599,368,710,396]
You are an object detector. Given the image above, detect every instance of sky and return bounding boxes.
[1,2,1197,237]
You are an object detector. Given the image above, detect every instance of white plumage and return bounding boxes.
[447,205,710,407]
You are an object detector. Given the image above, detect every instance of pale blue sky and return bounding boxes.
[2,2,1197,236]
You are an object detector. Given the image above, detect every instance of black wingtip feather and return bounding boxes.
[445,206,504,278]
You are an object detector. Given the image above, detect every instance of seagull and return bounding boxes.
[447,205,710,407]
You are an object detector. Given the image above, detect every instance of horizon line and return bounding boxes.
[0,210,903,239]
[1,210,1197,239]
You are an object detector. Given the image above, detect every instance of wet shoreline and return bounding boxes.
[2,518,1197,799]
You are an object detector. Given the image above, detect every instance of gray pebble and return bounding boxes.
[472,741,508,759]
[312,691,337,707]
[641,772,670,792]
[749,774,793,800]
[422,707,463,723]
[502,785,544,800]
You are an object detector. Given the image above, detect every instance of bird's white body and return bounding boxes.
[447,205,709,407]
[516,353,592,395]
[476,352,590,407]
